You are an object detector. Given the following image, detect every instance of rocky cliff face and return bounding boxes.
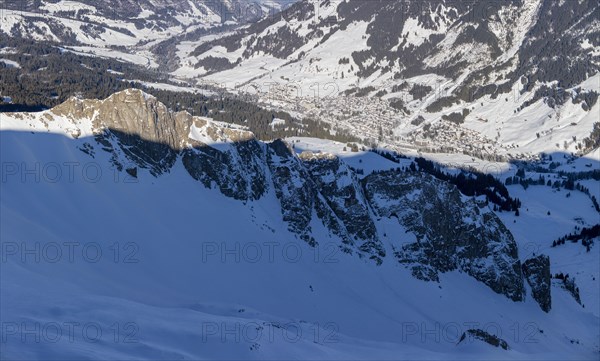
[522,255,552,312]
[363,170,525,302]
[53,89,192,150]
[266,139,319,246]
[53,89,190,176]
[265,141,384,261]
[300,152,385,264]
[50,89,527,300]
[182,138,268,201]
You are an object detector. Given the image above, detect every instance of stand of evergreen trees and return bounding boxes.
[551,225,600,252]
[369,148,409,163]
[0,37,153,109]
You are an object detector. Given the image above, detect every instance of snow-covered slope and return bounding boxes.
[1,90,598,359]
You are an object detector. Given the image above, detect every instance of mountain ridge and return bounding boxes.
[1,88,599,360]
[5,88,526,298]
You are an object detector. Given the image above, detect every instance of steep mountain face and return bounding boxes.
[1,1,599,358]
[44,90,437,269]
[364,170,525,302]
[1,90,599,359]
[266,139,321,246]
[183,132,268,201]
[300,152,385,263]
[11,89,521,297]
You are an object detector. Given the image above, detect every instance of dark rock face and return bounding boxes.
[362,170,525,302]
[108,130,178,177]
[301,152,385,264]
[522,255,552,312]
[266,140,318,246]
[459,329,510,350]
[265,143,382,258]
[126,167,138,178]
[555,276,582,306]
[182,139,267,201]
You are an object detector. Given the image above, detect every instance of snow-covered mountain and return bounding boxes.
[0,0,293,46]
[176,0,599,159]
[1,89,598,359]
